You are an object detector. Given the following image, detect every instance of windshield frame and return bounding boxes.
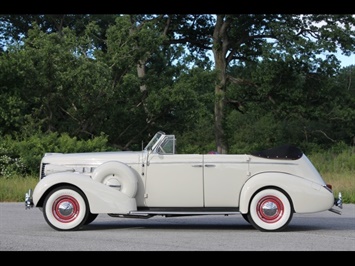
[144,131,166,151]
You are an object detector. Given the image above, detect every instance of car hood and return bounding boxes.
[41,151,144,167]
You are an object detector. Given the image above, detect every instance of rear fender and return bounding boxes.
[33,172,137,214]
[239,172,334,214]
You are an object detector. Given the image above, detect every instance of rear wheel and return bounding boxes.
[247,188,293,232]
[43,186,89,231]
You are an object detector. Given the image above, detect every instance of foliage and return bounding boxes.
[0,132,112,178]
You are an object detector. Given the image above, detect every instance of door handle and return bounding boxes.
[204,164,215,167]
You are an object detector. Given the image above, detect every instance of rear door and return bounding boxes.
[203,154,249,207]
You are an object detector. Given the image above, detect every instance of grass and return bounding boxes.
[0,176,38,202]
[308,148,355,204]
[321,172,355,203]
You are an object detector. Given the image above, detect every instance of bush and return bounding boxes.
[0,132,112,178]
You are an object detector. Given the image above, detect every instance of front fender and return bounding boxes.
[32,172,137,214]
[239,172,334,214]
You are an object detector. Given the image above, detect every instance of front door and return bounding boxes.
[144,153,204,207]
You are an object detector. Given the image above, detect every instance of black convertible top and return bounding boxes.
[250,144,303,160]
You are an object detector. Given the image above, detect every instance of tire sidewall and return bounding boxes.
[43,186,89,231]
[248,188,293,232]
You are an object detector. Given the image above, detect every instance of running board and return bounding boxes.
[108,211,240,219]
[130,211,240,216]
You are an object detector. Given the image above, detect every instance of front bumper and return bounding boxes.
[25,189,34,209]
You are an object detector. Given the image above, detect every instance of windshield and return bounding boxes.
[144,131,165,151]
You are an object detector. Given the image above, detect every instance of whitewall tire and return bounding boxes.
[43,186,89,231]
[247,188,293,232]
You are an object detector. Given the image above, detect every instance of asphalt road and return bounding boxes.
[0,202,354,251]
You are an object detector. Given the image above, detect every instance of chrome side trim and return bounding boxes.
[129,211,240,215]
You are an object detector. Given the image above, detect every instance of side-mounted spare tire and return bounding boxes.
[91,161,138,198]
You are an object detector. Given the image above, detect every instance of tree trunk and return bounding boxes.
[212,15,230,154]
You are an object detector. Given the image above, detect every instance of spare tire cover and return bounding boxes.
[92,161,138,198]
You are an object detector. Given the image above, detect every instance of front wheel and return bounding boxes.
[247,188,293,232]
[43,186,89,231]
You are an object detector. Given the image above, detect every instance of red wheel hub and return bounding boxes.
[256,195,284,223]
[52,196,80,223]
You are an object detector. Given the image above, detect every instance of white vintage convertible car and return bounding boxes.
[25,131,342,232]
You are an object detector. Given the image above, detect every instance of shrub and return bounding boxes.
[0,132,112,177]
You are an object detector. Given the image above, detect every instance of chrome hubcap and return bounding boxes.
[58,201,74,216]
[257,196,284,223]
[261,201,278,217]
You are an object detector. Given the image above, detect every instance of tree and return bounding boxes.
[1,14,354,153]
[0,14,117,52]
[100,15,215,148]
[121,14,355,153]
[209,14,355,153]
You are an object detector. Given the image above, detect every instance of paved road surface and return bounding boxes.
[0,202,354,251]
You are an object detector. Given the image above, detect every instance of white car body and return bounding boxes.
[25,131,342,232]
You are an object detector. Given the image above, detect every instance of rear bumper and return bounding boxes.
[329,192,342,215]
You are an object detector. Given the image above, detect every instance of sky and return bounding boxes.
[337,53,355,67]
